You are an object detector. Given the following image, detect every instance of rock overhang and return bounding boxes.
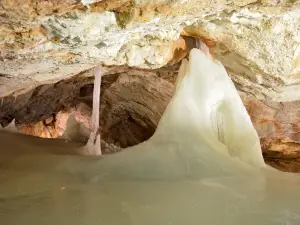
[0,0,299,101]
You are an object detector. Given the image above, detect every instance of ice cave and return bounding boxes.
[0,1,300,225]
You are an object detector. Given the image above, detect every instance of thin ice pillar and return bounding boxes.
[83,66,102,155]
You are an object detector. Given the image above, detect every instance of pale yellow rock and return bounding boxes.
[0,0,299,101]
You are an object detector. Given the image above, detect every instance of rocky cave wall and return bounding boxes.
[1,0,300,171]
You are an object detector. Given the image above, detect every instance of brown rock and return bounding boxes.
[261,139,300,173]
[1,66,175,148]
[99,71,173,148]
[241,93,300,143]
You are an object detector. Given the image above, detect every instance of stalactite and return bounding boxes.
[83,66,102,155]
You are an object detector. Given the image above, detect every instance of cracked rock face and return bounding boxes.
[1,0,299,100]
[1,1,300,171]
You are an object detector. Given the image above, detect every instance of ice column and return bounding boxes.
[83,66,102,155]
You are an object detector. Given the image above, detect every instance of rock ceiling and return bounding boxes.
[1,0,299,101]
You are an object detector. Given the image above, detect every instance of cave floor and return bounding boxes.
[1,131,300,225]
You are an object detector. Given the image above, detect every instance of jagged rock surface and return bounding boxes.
[1,0,299,100]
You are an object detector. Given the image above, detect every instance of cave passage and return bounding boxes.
[0,47,300,225]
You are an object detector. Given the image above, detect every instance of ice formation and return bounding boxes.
[1,44,300,225]
[92,44,266,180]
[83,66,102,155]
[164,44,266,169]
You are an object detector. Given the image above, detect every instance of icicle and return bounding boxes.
[83,66,102,155]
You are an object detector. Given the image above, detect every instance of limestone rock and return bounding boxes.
[185,6,300,101]
[242,93,300,142]
[99,70,173,147]
[241,92,300,172]
[261,139,300,173]
[1,0,299,101]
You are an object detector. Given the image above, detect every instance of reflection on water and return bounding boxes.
[1,48,300,225]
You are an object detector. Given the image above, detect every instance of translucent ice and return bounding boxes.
[89,46,266,180]
[156,47,266,168]
[82,66,102,155]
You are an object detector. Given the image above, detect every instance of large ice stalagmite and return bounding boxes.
[156,47,265,167]
[88,45,266,180]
